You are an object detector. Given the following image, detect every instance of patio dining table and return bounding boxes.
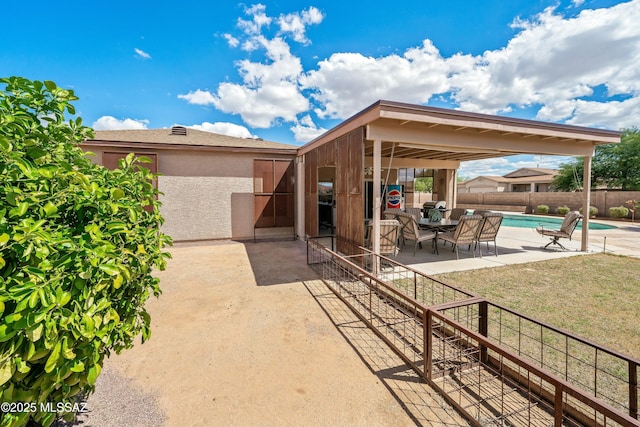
[418,218,459,233]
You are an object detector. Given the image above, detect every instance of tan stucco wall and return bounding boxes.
[158,176,254,241]
[84,146,295,241]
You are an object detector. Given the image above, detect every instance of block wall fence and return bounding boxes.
[457,191,640,217]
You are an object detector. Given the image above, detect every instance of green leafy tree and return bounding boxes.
[414,177,433,193]
[553,128,640,191]
[553,161,584,192]
[0,77,172,427]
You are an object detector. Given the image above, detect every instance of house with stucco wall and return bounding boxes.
[459,168,558,193]
[82,126,298,242]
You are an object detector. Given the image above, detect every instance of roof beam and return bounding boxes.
[368,122,598,157]
[364,157,460,169]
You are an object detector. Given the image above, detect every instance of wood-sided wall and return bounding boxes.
[304,127,365,254]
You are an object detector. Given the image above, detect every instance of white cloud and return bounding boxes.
[178,89,217,105]
[237,4,272,37]
[302,1,640,128]
[92,116,149,130]
[450,1,640,128]
[302,40,451,119]
[223,33,239,48]
[290,114,326,143]
[183,1,640,144]
[134,48,151,60]
[179,4,322,129]
[188,121,257,138]
[277,6,324,44]
[565,96,640,130]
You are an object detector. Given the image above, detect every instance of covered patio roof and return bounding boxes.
[297,100,622,255]
[299,100,620,162]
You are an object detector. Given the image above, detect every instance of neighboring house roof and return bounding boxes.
[503,167,558,178]
[462,176,504,185]
[462,168,558,187]
[84,127,298,154]
[505,174,557,184]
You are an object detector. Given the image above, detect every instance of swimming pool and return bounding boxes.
[501,214,617,230]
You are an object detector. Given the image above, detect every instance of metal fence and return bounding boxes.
[306,236,640,427]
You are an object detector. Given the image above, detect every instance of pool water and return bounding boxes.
[501,214,617,230]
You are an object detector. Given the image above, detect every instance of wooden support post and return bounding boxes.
[581,155,592,252]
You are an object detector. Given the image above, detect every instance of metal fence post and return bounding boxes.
[554,384,564,427]
[631,361,638,419]
[425,310,432,380]
[479,300,488,364]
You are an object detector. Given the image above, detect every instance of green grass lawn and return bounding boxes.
[434,253,640,360]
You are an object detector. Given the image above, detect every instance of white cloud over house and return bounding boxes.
[188,121,257,138]
[92,116,149,130]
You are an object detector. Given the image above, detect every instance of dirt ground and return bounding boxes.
[77,240,467,427]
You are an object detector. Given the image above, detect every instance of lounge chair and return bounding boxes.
[437,214,484,259]
[536,211,582,250]
[396,212,437,255]
[475,212,503,257]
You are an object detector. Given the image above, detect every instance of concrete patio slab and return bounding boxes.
[392,219,640,275]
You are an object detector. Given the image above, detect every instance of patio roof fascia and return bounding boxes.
[367,121,601,158]
[297,103,382,156]
[296,99,621,160]
[375,100,621,145]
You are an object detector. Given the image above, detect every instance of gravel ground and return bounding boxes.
[67,367,166,427]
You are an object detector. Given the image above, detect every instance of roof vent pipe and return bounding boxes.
[171,126,187,136]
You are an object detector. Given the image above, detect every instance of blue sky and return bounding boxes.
[2,0,639,178]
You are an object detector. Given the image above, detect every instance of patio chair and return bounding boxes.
[405,207,423,222]
[473,210,492,217]
[366,219,401,256]
[475,212,503,257]
[536,211,582,251]
[396,212,437,255]
[437,214,484,260]
[448,207,467,220]
[383,208,402,220]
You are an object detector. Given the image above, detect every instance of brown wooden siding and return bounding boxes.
[253,159,294,229]
[303,127,364,253]
[304,150,318,235]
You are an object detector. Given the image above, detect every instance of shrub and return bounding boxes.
[535,205,550,214]
[579,206,598,217]
[557,205,570,215]
[608,206,629,219]
[0,77,172,427]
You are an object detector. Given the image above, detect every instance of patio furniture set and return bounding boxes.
[368,209,504,259]
[366,209,583,259]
